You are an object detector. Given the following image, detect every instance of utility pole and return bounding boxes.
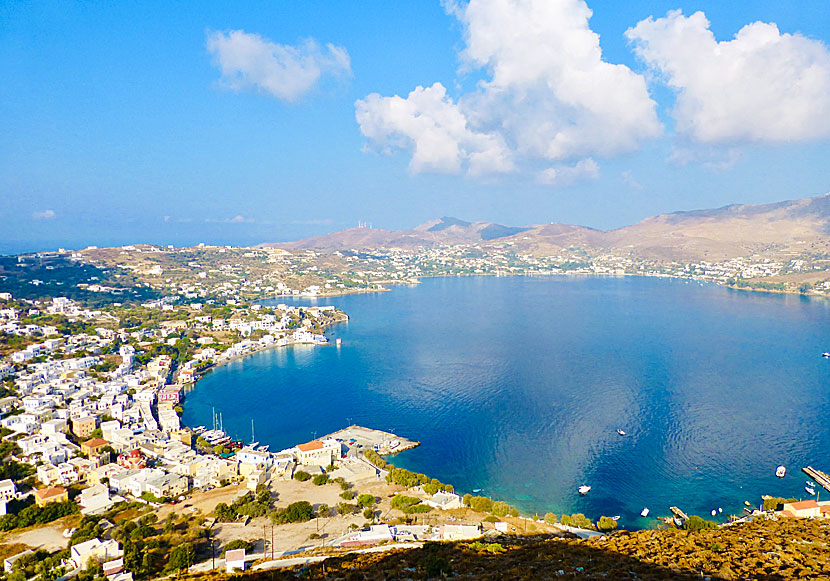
[210,530,215,570]
[271,526,275,560]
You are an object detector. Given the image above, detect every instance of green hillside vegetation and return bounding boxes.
[178,516,830,580]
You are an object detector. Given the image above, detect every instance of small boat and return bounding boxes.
[611,515,620,521]
[776,465,786,478]
[616,429,627,436]
[718,508,723,513]
[336,338,342,346]
[807,480,817,487]
[578,485,591,495]
[640,507,649,517]
[806,486,816,495]
[472,488,483,493]
[711,510,717,517]
[822,352,830,358]
[744,501,752,507]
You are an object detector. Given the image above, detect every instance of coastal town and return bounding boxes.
[0,262,829,579]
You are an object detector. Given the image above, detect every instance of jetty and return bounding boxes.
[324,425,420,456]
[669,506,689,522]
[802,466,830,493]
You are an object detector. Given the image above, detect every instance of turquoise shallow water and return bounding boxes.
[182,275,830,526]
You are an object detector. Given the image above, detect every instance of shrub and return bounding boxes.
[363,507,375,520]
[340,490,356,500]
[483,515,498,523]
[337,502,355,516]
[221,540,253,556]
[597,516,618,532]
[312,474,329,486]
[293,471,311,482]
[684,515,718,531]
[317,504,330,518]
[468,542,505,554]
[391,495,421,510]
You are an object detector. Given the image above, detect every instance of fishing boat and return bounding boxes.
[616,429,626,436]
[806,486,816,495]
[807,480,817,487]
[578,485,591,495]
[776,465,786,478]
[640,508,649,517]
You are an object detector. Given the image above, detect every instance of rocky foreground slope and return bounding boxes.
[183,517,830,580]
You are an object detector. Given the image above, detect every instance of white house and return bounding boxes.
[70,538,122,570]
[0,480,17,503]
[78,484,114,515]
[424,491,462,511]
[225,548,246,573]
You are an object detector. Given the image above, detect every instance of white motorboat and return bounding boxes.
[578,485,591,495]
[822,352,830,358]
[617,429,626,436]
[806,486,816,496]
[776,465,786,478]
[640,507,650,517]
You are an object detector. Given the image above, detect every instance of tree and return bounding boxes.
[356,494,375,508]
[167,542,195,572]
[317,503,330,518]
[491,501,509,517]
[312,474,329,486]
[214,502,237,522]
[544,513,558,525]
[274,501,314,524]
[293,470,311,482]
[363,507,375,521]
[799,282,812,294]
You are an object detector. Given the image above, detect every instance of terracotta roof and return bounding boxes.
[83,438,109,448]
[297,440,324,452]
[35,487,67,500]
[788,500,819,510]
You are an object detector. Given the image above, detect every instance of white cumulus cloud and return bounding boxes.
[356,83,514,175]
[207,30,351,102]
[626,10,830,144]
[32,209,56,220]
[355,0,661,179]
[538,158,599,187]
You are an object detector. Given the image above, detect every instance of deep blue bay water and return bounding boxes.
[182,275,830,527]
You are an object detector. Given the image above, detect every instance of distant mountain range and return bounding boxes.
[262,194,830,261]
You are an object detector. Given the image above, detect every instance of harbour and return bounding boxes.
[182,275,830,524]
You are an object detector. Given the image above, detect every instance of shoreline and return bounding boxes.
[249,270,828,303]
[173,275,814,530]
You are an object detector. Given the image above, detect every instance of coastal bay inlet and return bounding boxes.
[182,275,830,526]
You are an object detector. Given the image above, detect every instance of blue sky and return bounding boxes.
[1,0,829,252]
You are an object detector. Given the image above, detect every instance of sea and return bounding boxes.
[181,275,830,527]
